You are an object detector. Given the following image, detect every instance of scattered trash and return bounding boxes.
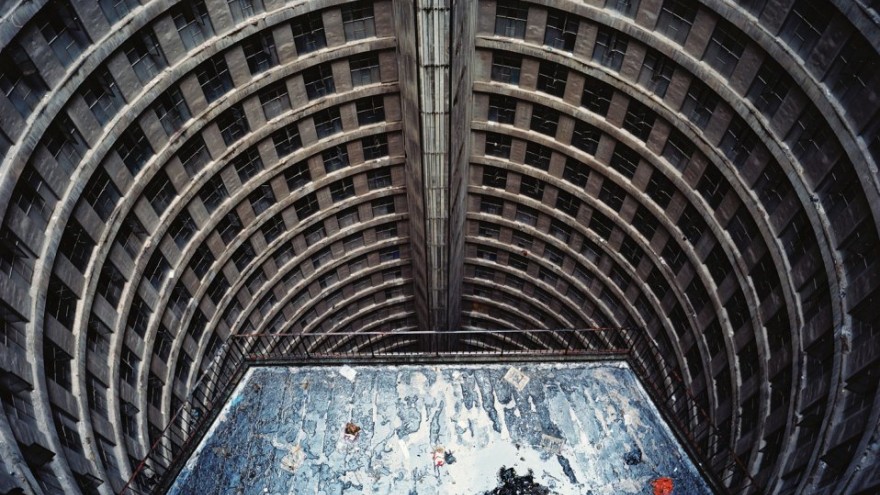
[339,365,357,382]
[652,476,674,495]
[503,367,530,391]
[279,445,305,473]
[432,446,446,467]
[540,434,565,455]
[484,466,550,495]
[624,444,642,465]
[344,422,361,442]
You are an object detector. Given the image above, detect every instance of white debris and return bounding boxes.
[503,367,530,391]
[339,365,358,382]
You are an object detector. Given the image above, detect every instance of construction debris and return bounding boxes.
[344,422,361,442]
[503,367,530,391]
[652,476,674,495]
[484,467,550,495]
[279,445,304,473]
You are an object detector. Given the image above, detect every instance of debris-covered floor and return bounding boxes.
[169,362,712,494]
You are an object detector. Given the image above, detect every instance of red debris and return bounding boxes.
[652,477,674,495]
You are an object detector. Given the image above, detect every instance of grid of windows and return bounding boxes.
[39,0,90,68]
[482,166,507,188]
[242,31,279,75]
[638,49,675,98]
[294,193,320,219]
[599,180,626,211]
[285,161,311,190]
[12,165,55,225]
[681,79,719,129]
[196,55,234,103]
[124,28,166,84]
[199,175,228,212]
[607,0,641,17]
[563,158,590,187]
[719,117,757,167]
[622,100,656,141]
[571,121,601,155]
[592,27,628,71]
[656,0,698,44]
[823,33,877,113]
[485,132,512,158]
[115,125,153,176]
[216,211,243,244]
[609,143,640,178]
[645,170,675,209]
[747,59,792,116]
[342,2,376,41]
[356,96,385,125]
[1,3,874,491]
[232,147,264,183]
[313,107,343,138]
[495,1,528,38]
[249,183,276,215]
[330,177,356,202]
[524,142,552,170]
[144,170,176,215]
[217,104,250,146]
[153,86,191,135]
[350,53,381,86]
[662,129,695,170]
[323,145,350,173]
[544,9,579,51]
[368,168,393,189]
[491,52,522,85]
[178,135,211,176]
[83,169,121,221]
[227,0,264,23]
[58,219,95,271]
[0,48,48,117]
[292,12,327,54]
[488,94,517,124]
[259,82,290,120]
[536,61,568,98]
[519,176,545,200]
[43,115,88,172]
[98,0,139,24]
[172,0,213,50]
[81,67,124,126]
[582,78,614,116]
[780,0,830,59]
[272,123,302,157]
[362,134,389,160]
[530,105,559,136]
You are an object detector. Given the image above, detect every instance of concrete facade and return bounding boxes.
[0,0,877,493]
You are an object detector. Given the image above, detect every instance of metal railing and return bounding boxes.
[119,328,760,494]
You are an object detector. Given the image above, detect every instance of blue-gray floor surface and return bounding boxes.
[169,362,712,494]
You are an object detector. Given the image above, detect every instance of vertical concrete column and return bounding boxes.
[393,0,431,337]
[417,0,451,341]
[447,0,477,341]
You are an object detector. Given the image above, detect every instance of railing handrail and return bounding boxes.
[119,328,760,495]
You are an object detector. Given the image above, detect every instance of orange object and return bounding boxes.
[652,477,674,495]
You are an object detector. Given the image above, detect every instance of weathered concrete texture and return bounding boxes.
[170,362,711,494]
